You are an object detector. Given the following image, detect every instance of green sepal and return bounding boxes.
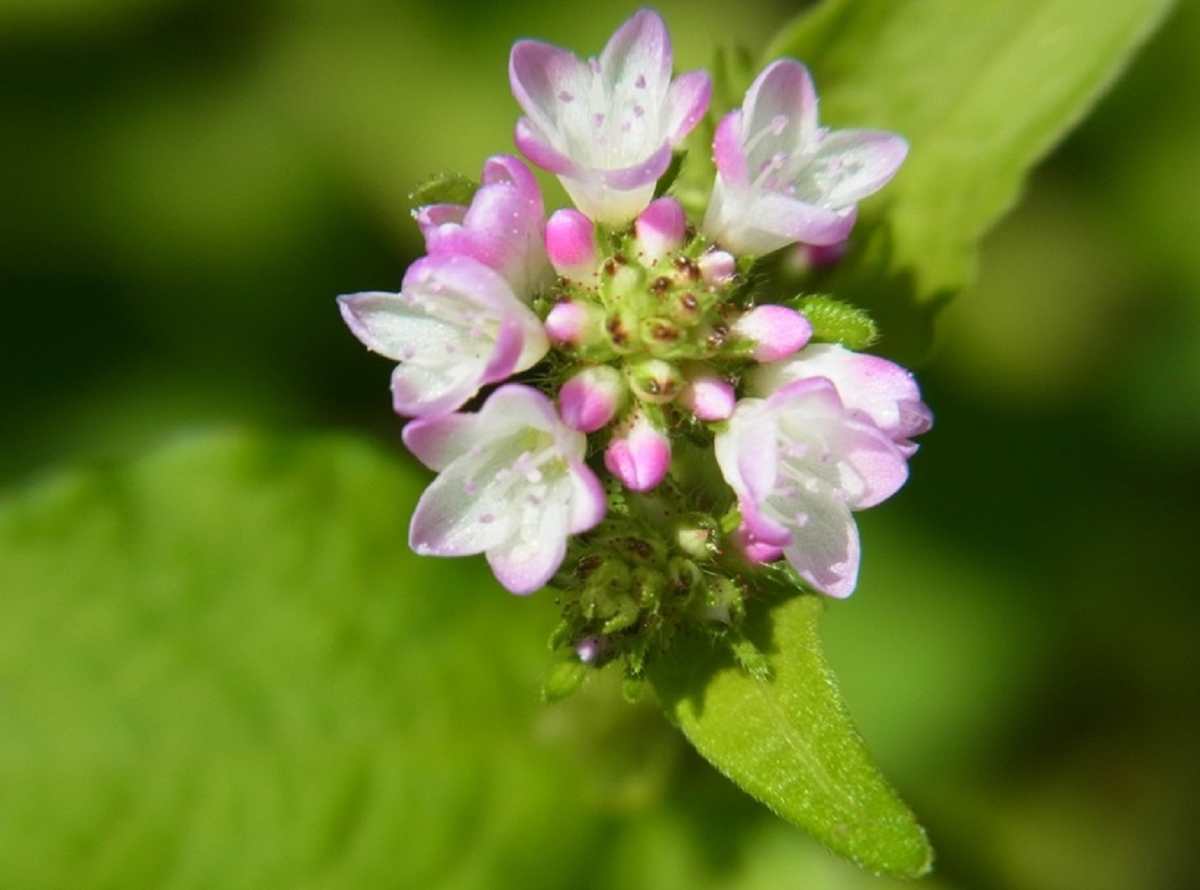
[793,295,880,350]
[648,588,933,879]
[407,170,479,213]
[728,634,772,681]
[653,150,688,199]
[541,659,591,703]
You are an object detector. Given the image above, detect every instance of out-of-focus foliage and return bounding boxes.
[2,1,1199,888]
[768,0,1175,362]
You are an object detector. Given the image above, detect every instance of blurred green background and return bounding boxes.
[2,0,1199,888]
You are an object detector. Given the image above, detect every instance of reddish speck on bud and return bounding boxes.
[627,357,683,404]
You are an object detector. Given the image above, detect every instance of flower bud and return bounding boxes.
[544,299,602,346]
[545,208,599,283]
[574,635,611,665]
[634,197,687,262]
[679,373,736,421]
[698,249,736,285]
[605,412,671,492]
[559,365,625,432]
[627,357,683,404]
[731,305,813,362]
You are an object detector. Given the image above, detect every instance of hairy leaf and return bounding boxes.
[649,591,933,878]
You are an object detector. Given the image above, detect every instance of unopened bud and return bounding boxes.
[559,365,625,432]
[634,197,687,262]
[605,412,671,492]
[574,635,611,664]
[698,249,737,285]
[627,357,683,404]
[732,305,813,362]
[546,208,599,283]
[545,300,602,346]
[679,374,736,421]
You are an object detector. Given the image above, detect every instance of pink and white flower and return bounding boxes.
[338,254,548,417]
[703,59,907,256]
[509,8,711,225]
[751,343,932,455]
[403,385,606,594]
[415,154,552,300]
[715,378,912,598]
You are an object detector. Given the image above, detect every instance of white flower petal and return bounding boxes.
[406,385,604,595]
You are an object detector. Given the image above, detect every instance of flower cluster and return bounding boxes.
[339,8,928,676]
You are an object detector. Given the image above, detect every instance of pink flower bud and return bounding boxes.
[559,365,624,432]
[544,300,598,345]
[698,249,736,285]
[605,413,671,492]
[575,635,610,664]
[679,374,736,421]
[635,197,687,261]
[732,305,813,362]
[545,208,598,283]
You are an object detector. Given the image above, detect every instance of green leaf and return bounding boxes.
[765,0,1174,360]
[0,432,602,890]
[648,590,933,879]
